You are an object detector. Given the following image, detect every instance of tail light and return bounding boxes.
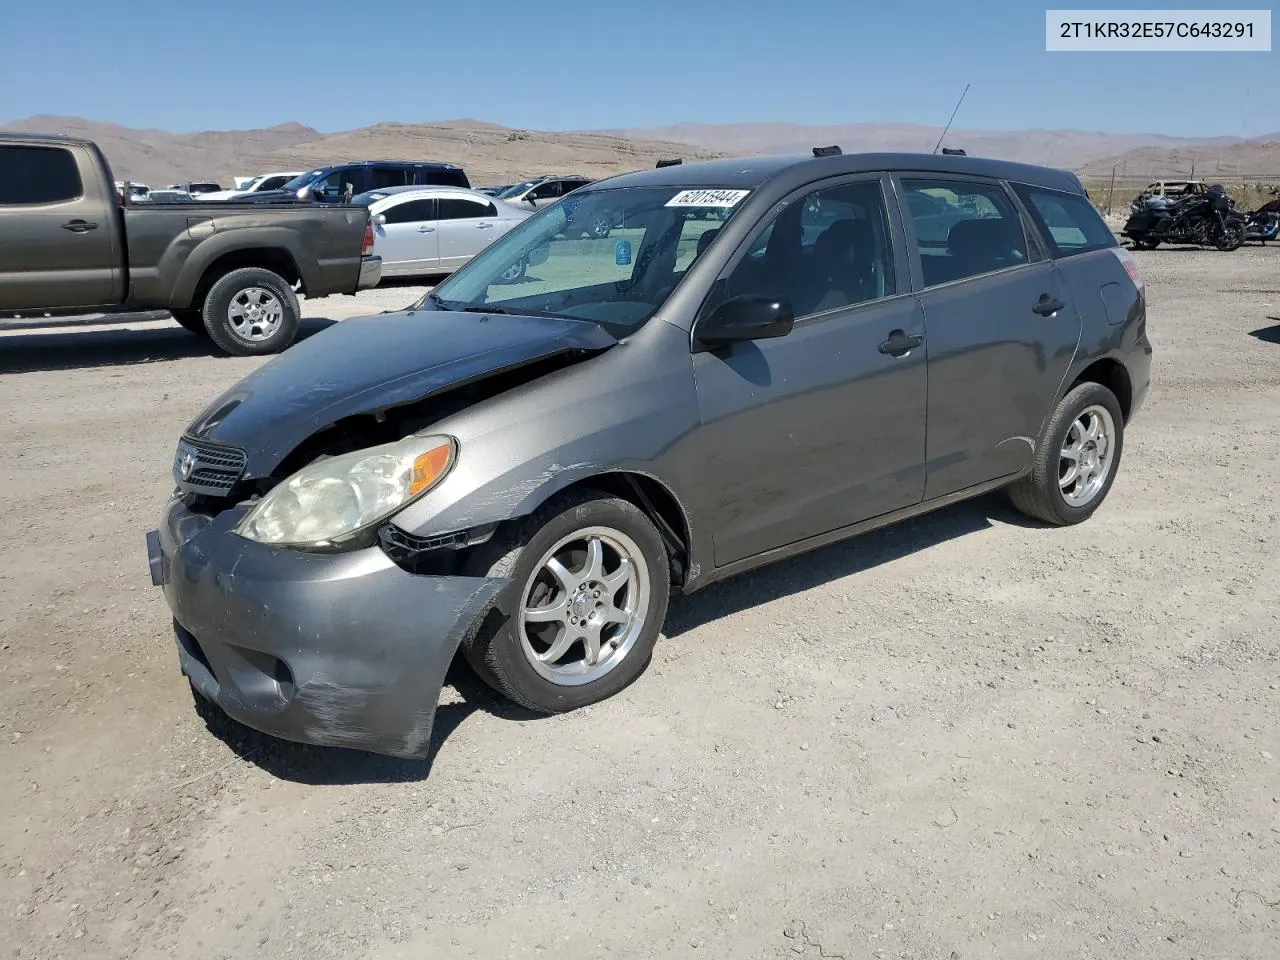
[1111,247,1143,291]
[362,219,375,256]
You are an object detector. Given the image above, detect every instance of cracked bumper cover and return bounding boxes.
[148,497,505,759]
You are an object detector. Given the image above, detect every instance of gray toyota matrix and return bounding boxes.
[147,150,1152,758]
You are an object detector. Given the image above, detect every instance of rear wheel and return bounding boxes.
[1007,381,1125,526]
[460,489,669,714]
[201,267,301,357]
[170,309,207,336]
[1130,236,1159,250]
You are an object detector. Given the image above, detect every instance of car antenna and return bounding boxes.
[932,82,971,155]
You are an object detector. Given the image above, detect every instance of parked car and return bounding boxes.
[115,181,151,201]
[352,185,531,279]
[143,189,196,203]
[496,175,594,211]
[240,161,470,204]
[198,172,304,201]
[169,181,223,195]
[148,149,1151,759]
[474,183,515,197]
[0,133,381,355]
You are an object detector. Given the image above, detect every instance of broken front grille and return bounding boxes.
[173,437,247,497]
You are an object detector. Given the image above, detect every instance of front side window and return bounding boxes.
[528,181,562,201]
[422,184,754,339]
[1012,183,1116,257]
[256,175,291,191]
[705,179,897,320]
[310,169,354,196]
[0,145,83,205]
[901,177,1027,287]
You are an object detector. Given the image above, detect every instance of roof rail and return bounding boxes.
[812,145,842,157]
[940,147,967,156]
[656,158,683,168]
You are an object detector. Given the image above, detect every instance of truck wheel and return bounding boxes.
[1006,381,1124,526]
[170,309,207,336]
[201,268,301,357]
[459,488,669,715]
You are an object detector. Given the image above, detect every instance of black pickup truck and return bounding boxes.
[0,133,382,356]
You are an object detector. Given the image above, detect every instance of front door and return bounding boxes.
[436,196,502,271]
[376,197,439,276]
[0,142,120,309]
[691,175,929,567]
[894,174,1082,499]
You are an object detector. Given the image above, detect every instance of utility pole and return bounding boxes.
[1107,163,1118,215]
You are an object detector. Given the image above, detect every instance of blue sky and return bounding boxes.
[2,0,1275,136]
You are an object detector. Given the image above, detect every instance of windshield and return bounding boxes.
[497,179,540,199]
[420,184,752,338]
[280,170,325,191]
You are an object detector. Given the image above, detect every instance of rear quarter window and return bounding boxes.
[1012,183,1116,257]
[0,144,84,205]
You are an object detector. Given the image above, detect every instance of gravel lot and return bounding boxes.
[1,249,1278,960]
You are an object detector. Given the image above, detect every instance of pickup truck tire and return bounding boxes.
[201,267,301,357]
[170,309,208,336]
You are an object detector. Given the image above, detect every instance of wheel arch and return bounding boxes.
[1065,357,1133,422]
[189,247,304,310]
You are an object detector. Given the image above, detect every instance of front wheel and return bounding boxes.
[460,489,670,714]
[1006,381,1125,526]
[588,212,613,239]
[201,267,301,357]
[1214,221,1245,251]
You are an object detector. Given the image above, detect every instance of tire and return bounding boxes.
[1130,236,1159,250]
[460,488,670,714]
[588,212,613,239]
[1214,221,1245,252]
[170,309,207,336]
[498,257,527,284]
[1006,381,1125,526]
[201,267,301,357]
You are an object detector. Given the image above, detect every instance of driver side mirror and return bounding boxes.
[375,213,387,225]
[696,295,794,348]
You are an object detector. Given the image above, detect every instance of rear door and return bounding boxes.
[893,174,1080,499]
[0,142,120,309]
[436,195,502,269]
[375,197,439,276]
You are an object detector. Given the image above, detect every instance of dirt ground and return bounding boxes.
[1,247,1277,960]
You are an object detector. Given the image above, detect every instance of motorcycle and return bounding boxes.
[1122,183,1246,251]
[1244,194,1280,244]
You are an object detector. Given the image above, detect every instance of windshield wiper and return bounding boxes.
[461,304,512,314]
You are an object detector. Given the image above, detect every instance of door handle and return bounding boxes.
[417,225,435,232]
[879,330,923,357]
[62,220,98,233]
[1033,295,1066,316]
[476,222,494,229]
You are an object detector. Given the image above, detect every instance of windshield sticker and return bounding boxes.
[664,189,750,208]
[615,240,632,265]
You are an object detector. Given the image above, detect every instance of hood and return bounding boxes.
[185,308,616,477]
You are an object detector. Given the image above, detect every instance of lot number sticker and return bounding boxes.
[665,189,750,208]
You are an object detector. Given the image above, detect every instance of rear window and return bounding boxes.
[0,145,83,205]
[1012,183,1116,257]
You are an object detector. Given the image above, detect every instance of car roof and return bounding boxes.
[314,159,463,171]
[592,152,1085,194]
[359,185,520,208]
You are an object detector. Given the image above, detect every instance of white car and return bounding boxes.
[353,185,532,279]
[199,172,305,201]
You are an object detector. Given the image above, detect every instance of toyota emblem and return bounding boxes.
[179,450,197,481]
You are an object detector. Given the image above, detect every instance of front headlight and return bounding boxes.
[234,434,456,549]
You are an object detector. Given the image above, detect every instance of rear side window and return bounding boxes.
[1012,183,1116,257]
[900,177,1027,287]
[371,167,413,189]
[383,198,435,224]
[0,145,83,205]
[418,167,469,188]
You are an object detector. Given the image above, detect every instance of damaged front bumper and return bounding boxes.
[146,496,505,759]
